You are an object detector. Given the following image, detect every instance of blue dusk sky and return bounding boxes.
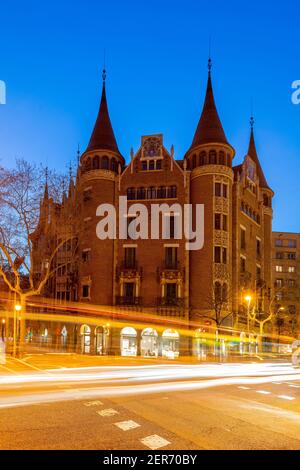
[0,0,299,231]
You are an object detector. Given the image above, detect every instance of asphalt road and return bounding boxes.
[1,357,300,450]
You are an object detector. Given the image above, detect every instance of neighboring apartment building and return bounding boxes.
[30,63,274,356]
[272,232,300,337]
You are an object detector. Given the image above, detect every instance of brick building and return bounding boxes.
[31,63,274,356]
[271,232,300,337]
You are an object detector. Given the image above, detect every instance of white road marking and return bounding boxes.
[272,382,283,385]
[84,400,103,407]
[256,390,271,395]
[288,384,300,388]
[141,434,171,450]
[277,395,295,401]
[114,420,140,431]
[238,386,250,390]
[97,408,119,417]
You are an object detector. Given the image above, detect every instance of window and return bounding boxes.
[219,151,225,166]
[214,282,222,302]
[256,239,261,257]
[149,160,155,170]
[137,187,146,200]
[222,214,228,232]
[165,283,177,299]
[222,184,228,198]
[82,250,90,263]
[214,246,221,263]
[209,150,217,164]
[288,239,297,248]
[241,228,246,250]
[124,282,135,299]
[82,285,90,298]
[199,152,206,166]
[288,266,296,273]
[93,155,99,169]
[156,160,162,170]
[288,279,296,288]
[275,279,283,288]
[275,265,283,272]
[127,187,136,201]
[287,252,296,260]
[101,156,109,170]
[215,213,221,230]
[124,247,136,269]
[169,186,177,198]
[276,252,284,259]
[256,265,261,280]
[142,161,147,171]
[240,256,246,273]
[222,247,227,264]
[215,183,221,197]
[165,247,178,269]
[111,158,117,172]
[275,239,283,247]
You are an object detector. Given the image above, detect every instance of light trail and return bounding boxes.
[0,362,299,409]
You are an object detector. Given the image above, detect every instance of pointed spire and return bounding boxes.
[188,59,229,150]
[247,116,270,190]
[85,69,122,156]
[43,167,49,202]
[68,162,75,199]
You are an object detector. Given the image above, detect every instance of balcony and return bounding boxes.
[157,297,185,308]
[116,296,142,306]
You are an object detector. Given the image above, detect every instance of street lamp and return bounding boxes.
[13,304,22,357]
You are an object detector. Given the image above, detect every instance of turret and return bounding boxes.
[186,60,235,322]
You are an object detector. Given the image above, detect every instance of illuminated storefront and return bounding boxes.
[120,327,137,357]
[162,329,179,359]
[140,328,158,357]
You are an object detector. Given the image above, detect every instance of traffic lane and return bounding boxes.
[111,385,300,450]
[0,395,198,450]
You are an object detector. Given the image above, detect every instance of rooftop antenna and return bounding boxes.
[208,35,212,74]
[77,143,80,165]
[250,98,254,130]
[102,48,107,83]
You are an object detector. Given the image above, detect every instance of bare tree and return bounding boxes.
[0,159,73,352]
[196,281,233,328]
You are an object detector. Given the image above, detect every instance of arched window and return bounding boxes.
[111,158,117,172]
[85,158,91,171]
[137,187,146,200]
[214,282,222,303]
[263,194,269,207]
[192,154,197,169]
[93,155,99,169]
[101,156,109,170]
[127,187,135,200]
[209,150,217,165]
[219,151,225,166]
[170,185,177,198]
[199,151,206,166]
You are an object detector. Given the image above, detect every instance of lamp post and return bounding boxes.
[13,304,22,357]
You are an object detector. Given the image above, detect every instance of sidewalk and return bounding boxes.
[0,351,290,374]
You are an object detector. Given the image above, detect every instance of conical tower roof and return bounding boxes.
[85,70,122,157]
[189,61,229,150]
[247,117,270,190]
